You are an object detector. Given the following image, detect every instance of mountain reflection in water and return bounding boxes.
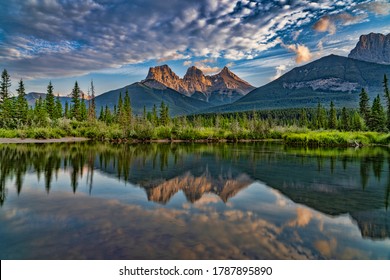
[0,142,390,259]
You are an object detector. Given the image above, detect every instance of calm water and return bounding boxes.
[0,142,389,260]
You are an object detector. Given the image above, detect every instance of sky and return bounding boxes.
[0,0,390,96]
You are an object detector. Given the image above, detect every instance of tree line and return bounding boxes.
[0,68,389,139]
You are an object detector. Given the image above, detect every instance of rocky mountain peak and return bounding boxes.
[348,33,390,64]
[184,66,204,78]
[142,64,255,104]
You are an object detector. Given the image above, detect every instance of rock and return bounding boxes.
[348,33,390,64]
[142,64,255,104]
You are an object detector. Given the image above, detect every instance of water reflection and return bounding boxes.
[0,142,390,259]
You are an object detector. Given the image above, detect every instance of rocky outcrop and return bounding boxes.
[348,33,390,64]
[142,65,255,104]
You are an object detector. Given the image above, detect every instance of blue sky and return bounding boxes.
[0,0,389,96]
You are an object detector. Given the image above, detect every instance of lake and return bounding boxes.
[0,142,389,259]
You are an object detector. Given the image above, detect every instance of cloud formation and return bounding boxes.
[284,44,313,63]
[313,16,337,34]
[0,0,385,80]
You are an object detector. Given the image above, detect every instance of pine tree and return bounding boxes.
[104,105,112,124]
[0,69,11,104]
[340,107,349,131]
[34,96,48,126]
[152,104,158,126]
[299,108,308,127]
[45,81,55,119]
[329,101,337,129]
[314,102,326,129]
[359,88,370,124]
[369,94,386,132]
[160,101,169,126]
[123,89,132,122]
[71,81,81,121]
[80,97,87,121]
[117,92,124,124]
[54,95,63,119]
[383,75,390,130]
[15,79,29,125]
[351,111,364,131]
[88,80,96,121]
[98,106,104,122]
[64,101,70,119]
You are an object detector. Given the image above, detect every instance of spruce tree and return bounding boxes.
[369,94,386,132]
[340,107,349,131]
[0,69,11,104]
[329,101,337,129]
[299,108,308,127]
[160,101,169,126]
[15,79,29,125]
[71,81,81,121]
[80,97,87,121]
[88,80,96,121]
[152,104,158,126]
[45,81,55,119]
[383,75,390,130]
[54,95,63,119]
[359,88,370,124]
[64,101,69,119]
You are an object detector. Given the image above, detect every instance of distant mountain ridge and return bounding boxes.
[94,82,211,116]
[200,54,390,113]
[142,65,255,105]
[349,33,390,64]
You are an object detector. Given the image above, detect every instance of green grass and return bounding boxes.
[283,131,390,146]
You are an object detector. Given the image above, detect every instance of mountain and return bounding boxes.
[94,82,211,116]
[349,33,390,64]
[25,92,72,107]
[143,65,255,105]
[202,54,390,113]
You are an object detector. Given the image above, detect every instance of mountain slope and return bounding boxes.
[94,82,211,116]
[143,65,255,105]
[349,33,390,64]
[202,54,390,113]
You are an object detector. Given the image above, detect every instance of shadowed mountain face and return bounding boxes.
[143,65,255,105]
[349,33,390,64]
[0,142,389,241]
[201,54,390,114]
[94,82,211,116]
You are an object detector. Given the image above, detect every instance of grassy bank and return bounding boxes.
[2,121,390,147]
[283,131,390,146]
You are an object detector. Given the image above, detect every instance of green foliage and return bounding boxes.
[368,94,386,132]
[359,88,370,124]
[71,81,81,121]
[45,81,56,119]
[0,69,11,103]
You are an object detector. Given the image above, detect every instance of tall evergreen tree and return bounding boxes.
[54,95,63,119]
[359,88,370,125]
[314,102,326,129]
[152,104,158,126]
[71,81,81,120]
[340,107,349,131]
[34,96,48,126]
[0,69,11,104]
[299,108,308,127]
[369,94,386,132]
[329,101,337,129]
[64,101,70,119]
[88,80,96,121]
[383,75,390,130]
[45,81,55,119]
[159,101,169,126]
[15,79,29,125]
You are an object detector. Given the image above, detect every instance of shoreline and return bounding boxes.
[0,137,89,144]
